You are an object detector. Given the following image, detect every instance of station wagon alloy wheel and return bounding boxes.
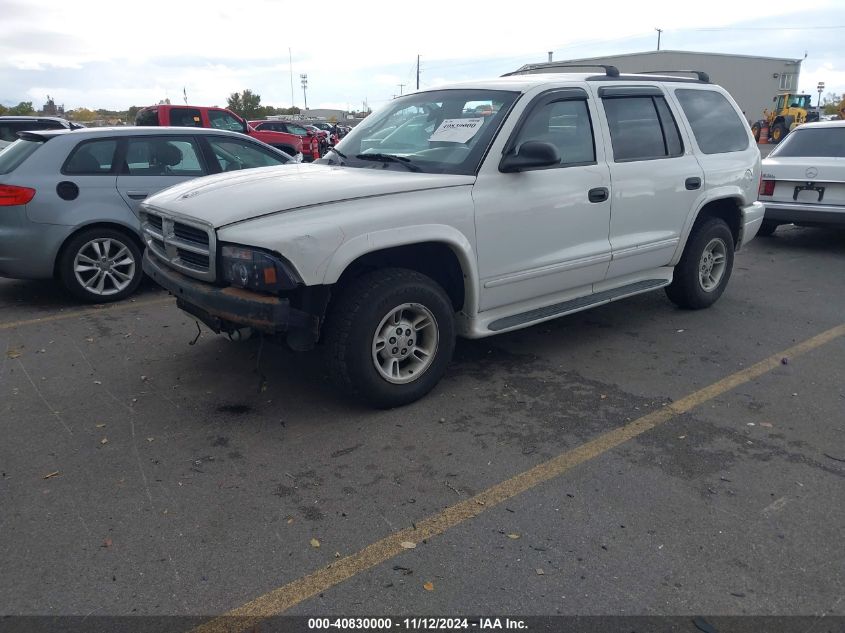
[74,238,136,296]
[371,303,439,384]
[698,238,727,292]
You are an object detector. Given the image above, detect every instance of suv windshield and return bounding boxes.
[318,89,519,175]
[770,127,845,158]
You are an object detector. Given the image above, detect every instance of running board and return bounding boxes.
[487,279,668,332]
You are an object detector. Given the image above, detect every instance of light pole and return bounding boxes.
[817,81,825,110]
[300,74,308,112]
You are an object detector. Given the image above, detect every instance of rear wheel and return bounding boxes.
[59,228,143,303]
[757,220,779,237]
[323,268,456,408]
[665,218,735,310]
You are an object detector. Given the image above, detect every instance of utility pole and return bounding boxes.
[416,54,420,90]
[398,83,406,96]
[289,48,295,109]
[655,28,663,51]
[300,74,308,111]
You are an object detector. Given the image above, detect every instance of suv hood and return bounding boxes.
[142,164,475,228]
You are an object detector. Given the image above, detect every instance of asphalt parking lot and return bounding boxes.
[1,222,844,627]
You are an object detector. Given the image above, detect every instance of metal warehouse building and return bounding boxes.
[514,50,803,123]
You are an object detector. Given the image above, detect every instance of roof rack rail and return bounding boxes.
[637,70,710,83]
[503,63,620,78]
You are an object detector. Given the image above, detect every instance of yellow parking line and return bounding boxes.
[191,322,845,633]
[0,296,171,331]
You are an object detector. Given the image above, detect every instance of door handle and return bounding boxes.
[588,187,609,203]
[126,191,149,200]
[685,177,702,191]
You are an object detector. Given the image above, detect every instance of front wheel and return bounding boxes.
[323,268,456,408]
[59,228,143,303]
[665,218,735,310]
[770,123,788,144]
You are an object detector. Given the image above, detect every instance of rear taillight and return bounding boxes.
[759,179,775,197]
[0,185,36,206]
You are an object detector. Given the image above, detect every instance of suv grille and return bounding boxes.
[141,210,216,281]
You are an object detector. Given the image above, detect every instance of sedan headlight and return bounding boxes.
[220,245,301,292]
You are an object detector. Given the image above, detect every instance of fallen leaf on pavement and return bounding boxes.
[400,541,417,549]
[102,538,113,548]
[6,349,22,359]
[93,380,102,385]
[146,437,154,442]
[310,538,320,548]
[536,568,545,575]
[42,471,60,480]
[85,337,94,343]
[96,423,106,428]
[423,581,434,591]
[760,422,773,428]
[100,438,108,445]
[507,533,520,540]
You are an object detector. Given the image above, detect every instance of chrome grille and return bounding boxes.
[141,209,216,281]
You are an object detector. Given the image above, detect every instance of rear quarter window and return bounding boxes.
[135,109,160,126]
[63,139,118,174]
[675,89,749,154]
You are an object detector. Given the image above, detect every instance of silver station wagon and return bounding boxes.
[0,127,292,302]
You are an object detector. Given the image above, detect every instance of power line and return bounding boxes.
[691,25,845,31]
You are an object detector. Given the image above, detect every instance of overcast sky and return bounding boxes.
[2,0,844,114]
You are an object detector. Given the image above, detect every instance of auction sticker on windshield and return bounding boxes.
[429,118,484,143]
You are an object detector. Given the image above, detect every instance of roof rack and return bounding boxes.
[503,63,620,78]
[637,70,710,83]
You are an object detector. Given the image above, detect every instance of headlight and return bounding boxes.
[220,245,301,292]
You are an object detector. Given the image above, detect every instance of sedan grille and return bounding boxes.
[141,210,216,281]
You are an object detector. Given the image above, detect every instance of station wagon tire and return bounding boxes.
[665,217,735,310]
[757,220,779,237]
[323,268,456,408]
[59,228,143,303]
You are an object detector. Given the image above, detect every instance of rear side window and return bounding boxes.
[0,139,43,174]
[63,139,118,174]
[603,96,684,161]
[135,109,160,126]
[675,89,749,154]
[169,108,203,127]
[124,137,205,176]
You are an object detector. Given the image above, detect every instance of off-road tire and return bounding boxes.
[665,217,735,310]
[323,268,456,408]
[59,227,144,303]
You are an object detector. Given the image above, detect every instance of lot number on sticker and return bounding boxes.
[429,118,484,143]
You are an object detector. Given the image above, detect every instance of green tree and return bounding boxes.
[821,92,843,116]
[8,101,35,115]
[0,104,8,116]
[226,89,263,119]
[68,108,96,122]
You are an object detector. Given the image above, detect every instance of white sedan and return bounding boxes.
[758,120,845,235]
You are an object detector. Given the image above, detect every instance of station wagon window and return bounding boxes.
[603,96,683,161]
[63,139,118,174]
[206,137,289,171]
[124,137,205,176]
[675,89,749,154]
[169,108,202,127]
[208,110,244,132]
[511,98,595,167]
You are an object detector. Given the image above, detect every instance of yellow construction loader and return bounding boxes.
[751,93,819,143]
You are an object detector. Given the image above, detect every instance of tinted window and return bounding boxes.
[135,108,159,126]
[208,110,244,132]
[0,120,64,142]
[286,124,309,135]
[769,127,845,158]
[125,137,205,176]
[603,96,682,161]
[207,137,289,171]
[169,108,202,127]
[675,89,749,154]
[63,140,118,174]
[0,139,43,174]
[511,98,595,166]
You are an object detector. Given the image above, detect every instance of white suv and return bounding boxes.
[140,68,764,407]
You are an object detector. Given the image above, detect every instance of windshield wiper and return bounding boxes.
[354,153,420,172]
[326,146,347,160]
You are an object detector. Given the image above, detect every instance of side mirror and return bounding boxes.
[500,141,560,173]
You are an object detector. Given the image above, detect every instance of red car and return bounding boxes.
[136,105,305,161]
[248,120,321,162]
